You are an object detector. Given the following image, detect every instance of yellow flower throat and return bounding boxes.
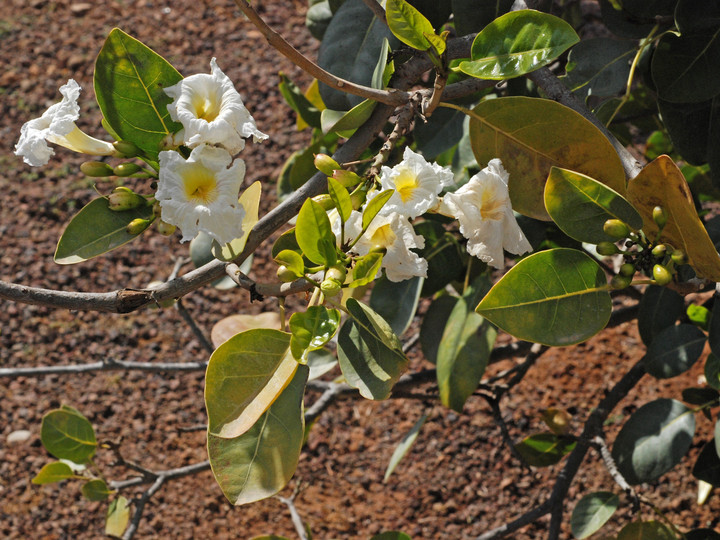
[182,163,219,204]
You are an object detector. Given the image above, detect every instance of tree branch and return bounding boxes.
[0,357,207,378]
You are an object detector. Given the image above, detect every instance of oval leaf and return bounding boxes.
[320,99,377,136]
[469,97,626,220]
[295,199,336,266]
[514,432,576,467]
[54,197,153,264]
[337,298,408,400]
[638,285,685,346]
[571,491,620,539]
[692,439,720,487]
[544,167,642,243]
[363,190,394,230]
[289,306,341,361]
[82,478,112,501]
[476,248,612,346]
[208,366,308,506]
[617,521,677,540]
[420,295,459,364]
[369,275,423,337]
[210,312,281,349]
[40,408,96,464]
[384,413,428,482]
[106,496,131,538]
[32,462,75,485]
[456,10,579,80]
[645,324,707,379]
[386,0,434,51]
[205,329,298,438]
[611,398,696,485]
[563,38,636,99]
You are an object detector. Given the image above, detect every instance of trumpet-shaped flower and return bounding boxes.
[379,147,454,219]
[340,207,427,283]
[155,145,246,244]
[165,58,267,154]
[441,159,531,269]
[15,79,115,167]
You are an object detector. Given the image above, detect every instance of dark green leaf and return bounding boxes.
[414,107,465,161]
[645,324,707,379]
[706,354,720,390]
[414,221,465,296]
[420,295,458,364]
[563,38,636,99]
[570,491,620,539]
[40,408,96,464]
[289,306,341,361]
[658,97,719,168]
[306,0,333,40]
[514,432,576,467]
[451,0,513,38]
[384,413,427,481]
[295,199,336,266]
[693,439,720,486]
[82,479,112,501]
[686,530,720,540]
[638,285,685,346]
[676,0,720,33]
[321,99,377,136]
[682,387,719,406]
[32,462,75,485]
[279,73,322,129]
[369,275,423,337]
[617,521,676,540]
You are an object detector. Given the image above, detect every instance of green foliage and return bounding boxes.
[419,295,458,364]
[384,413,427,482]
[362,190,393,230]
[327,177,353,223]
[616,521,676,540]
[563,38,636,100]
[295,199,337,266]
[81,479,112,501]
[321,99,377,136]
[385,0,437,53]
[692,439,720,487]
[32,462,75,485]
[278,73,322,130]
[289,306,341,361]
[645,324,707,379]
[514,432,576,467]
[638,285,684,346]
[570,491,619,539]
[40,406,97,464]
[369,275,423,337]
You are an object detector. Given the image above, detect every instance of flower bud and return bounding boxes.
[126,218,151,235]
[652,244,667,259]
[619,263,636,277]
[114,163,142,177]
[325,264,347,283]
[277,265,298,283]
[610,274,632,289]
[312,194,335,211]
[314,153,340,176]
[652,205,668,228]
[152,201,163,218]
[603,219,630,239]
[80,161,114,177]
[113,140,140,158]
[596,241,619,256]
[155,220,176,236]
[333,169,362,188]
[320,278,342,297]
[653,264,673,285]
[671,250,688,265]
[108,188,145,211]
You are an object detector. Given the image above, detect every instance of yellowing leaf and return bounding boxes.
[627,155,720,280]
[297,79,326,131]
[212,181,262,261]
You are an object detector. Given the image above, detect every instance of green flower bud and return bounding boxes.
[312,194,335,211]
[108,188,145,211]
[596,241,619,256]
[126,218,151,235]
[652,244,667,259]
[325,264,347,283]
[155,220,176,236]
[277,265,298,283]
[80,161,114,177]
[619,263,636,277]
[314,153,340,176]
[333,169,362,188]
[671,250,688,265]
[610,274,632,289]
[652,205,668,228]
[369,245,388,255]
[113,163,142,177]
[603,219,630,239]
[113,140,140,157]
[320,278,342,297]
[652,264,673,285]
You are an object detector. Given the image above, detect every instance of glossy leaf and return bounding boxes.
[420,295,459,365]
[208,366,308,506]
[386,0,434,51]
[54,197,153,264]
[514,432,576,467]
[327,177,353,224]
[638,285,684,346]
[295,199,337,266]
[476,249,612,346]
[40,407,96,464]
[320,99,377,136]
[617,521,676,540]
[693,439,720,487]
[82,479,112,501]
[438,277,496,412]
[571,491,620,539]
[350,252,383,288]
[611,398,696,485]
[106,496,131,538]
[469,97,626,220]
[369,275,423,337]
[212,181,263,261]
[279,73,322,130]
[94,28,183,159]
[544,167,642,244]
[289,306,341,361]
[32,462,75,485]
[455,10,579,80]
[645,324,707,379]
[384,413,427,482]
[563,38,636,99]
[363,190,394,230]
[337,299,408,400]
[205,329,298,438]
[627,155,720,280]
[275,249,305,278]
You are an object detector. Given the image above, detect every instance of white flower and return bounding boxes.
[379,147,454,219]
[165,58,267,154]
[441,159,531,269]
[339,208,427,283]
[155,145,246,244]
[15,79,115,167]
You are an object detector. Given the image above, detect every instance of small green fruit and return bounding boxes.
[652,264,673,285]
[320,278,342,297]
[113,140,140,157]
[113,163,142,177]
[652,205,668,228]
[596,242,619,256]
[333,169,362,188]
[155,220,176,236]
[603,219,630,239]
[325,265,347,283]
[651,244,667,258]
[671,250,688,265]
[619,263,636,277]
[277,265,298,283]
[126,218,151,235]
[80,161,113,177]
[610,274,632,289]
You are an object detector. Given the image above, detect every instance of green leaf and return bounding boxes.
[275,249,305,278]
[370,533,412,540]
[32,462,75,485]
[385,0,434,51]
[514,432,576,467]
[437,276,496,412]
[337,299,408,400]
[611,398,696,485]
[706,354,720,391]
[469,97,626,220]
[476,249,612,346]
[420,295,458,364]
[693,439,720,487]
[617,521,677,540]
[638,285,685,346]
[369,275,423,337]
[571,491,620,539]
[327,177,353,224]
[451,0,513,38]
[658,97,719,169]
[208,366,308,506]
[321,99,377,136]
[289,306,341,361]
[414,221,465,296]
[106,496,131,538]
[205,329,298,438]
[82,479,112,501]
[40,408,96,464]
[414,107,465,161]
[687,304,710,330]
[562,38,636,100]
[676,0,720,33]
[350,252,383,288]
[306,0,333,40]
[681,387,719,406]
[307,348,338,381]
[54,197,153,264]
[645,324,707,379]
[384,413,427,482]
[652,30,720,104]
[371,38,392,90]
[295,199,336,266]
[94,28,183,159]
[455,10,579,80]
[279,73,322,129]
[363,190,394,230]
[544,167,643,244]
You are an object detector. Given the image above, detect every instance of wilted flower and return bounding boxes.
[441,159,531,269]
[15,79,115,167]
[155,145,246,244]
[164,58,267,154]
[379,147,454,219]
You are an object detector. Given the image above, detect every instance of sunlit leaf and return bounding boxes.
[40,408,96,464]
[32,462,75,485]
[106,496,131,538]
[321,99,377,136]
[514,432,576,467]
[210,312,281,349]
[384,414,427,482]
[386,0,434,51]
[363,190,394,230]
[295,199,337,266]
[289,306,341,361]
[327,177,353,224]
[350,252,383,288]
[82,479,112,501]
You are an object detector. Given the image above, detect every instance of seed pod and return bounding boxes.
[596,241,619,256]
[603,219,630,239]
[108,189,145,211]
[652,264,673,286]
[325,264,347,283]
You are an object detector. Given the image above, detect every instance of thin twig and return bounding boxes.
[0,357,207,378]
[109,460,211,491]
[225,263,316,300]
[305,383,346,424]
[122,475,165,540]
[175,299,214,353]
[276,487,310,540]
